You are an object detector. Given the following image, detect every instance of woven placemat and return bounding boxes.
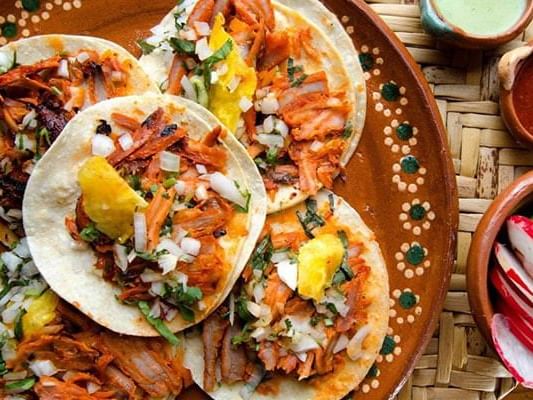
[363,1,532,399]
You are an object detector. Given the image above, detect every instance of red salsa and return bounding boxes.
[512,56,533,133]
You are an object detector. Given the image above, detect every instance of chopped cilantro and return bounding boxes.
[324,318,334,327]
[336,230,354,283]
[290,74,308,88]
[233,181,251,213]
[127,175,141,191]
[231,322,252,345]
[138,301,180,345]
[328,193,335,213]
[168,37,196,55]
[50,86,62,96]
[236,295,254,322]
[5,377,36,392]
[80,222,100,243]
[14,309,26,340]
[137,39,156,55]
[165,284,203,322]
[326,303,338,316]
[343,120,353,139]
[287,58,303,82]
[150,184,159,193]
[296,199,325,239]
[266,147,278,165]
[284,319,293,330]
[37,127,51,146]
[251,235,272,271]
[204,39,233,67]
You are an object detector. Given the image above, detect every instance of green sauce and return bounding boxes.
[434,0,526,36]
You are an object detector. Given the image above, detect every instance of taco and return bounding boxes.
[139,0,366,213]
[22,94,267,339]
[0,34,158,210]
[183,190,389,400]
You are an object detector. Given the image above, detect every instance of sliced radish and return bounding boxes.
[490,266,533,326]
[491,313,533,388]
[494,302,533,352]
[494,243,533,302]
[507,216,533,277]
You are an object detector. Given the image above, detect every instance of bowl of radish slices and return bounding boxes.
[468,171,533,388]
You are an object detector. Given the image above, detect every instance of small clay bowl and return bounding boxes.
[467,171,533,346]
[420,0,533,49]
[499,42,533,148]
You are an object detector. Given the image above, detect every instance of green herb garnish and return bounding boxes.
[343,120,353,139]
[235,295,254,322]
[266,147,278,165]
[296,199,325,239]
[137,39,156,55]
[168,37,196,55]
[204,39,233,67]
[5,377,36,392]
[138,301,180,345]
[80,222,100,243]
[165,284,203,322]
[251,235,272,271]
[14,310,26,340]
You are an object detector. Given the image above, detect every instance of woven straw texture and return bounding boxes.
[363,1,533,399]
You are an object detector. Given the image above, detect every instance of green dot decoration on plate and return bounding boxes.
[406,245,425,265]
[401,155,420,174]
[22,0,40,12]
[396,123,413,140]
[366,363,379,378]
[381,81,400,101]
[380,336,395,355]
[359,53,374,72]
[399,291,417,309]
[409,204,426,220]
[1,23,17,38]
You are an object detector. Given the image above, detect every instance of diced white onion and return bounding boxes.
[13,238,30,258]
[150,299,162,318]
[310,140,324,152]
[196,38,213,61]
[209,172,247,208]
[1,252,22,273]
[217,63,229,76]
[181,75,197,101]
[271,251,289,264]
[111,71,123,82]
[4,370,27,381]
[180,28,198,41]
[133,213,147,252]
[174,180,188,196]
[227,76,241,93]
[290,332,320,353]
[275,119,289,138]
[57,59,70,78]
[173,271,188,286]
[157,238,184,258]
[295,352,308,362]
[347,324,372,361]
[76,52,90,63]
[275,260,297,291]
[256,134,284,148]
[15,134,36,153]
[181,237,201,256]
[333,334,350,354]
[263,116,275,133]
[196,164,207,175]
[165,307,178,321]
[6,209,22,220]
[140,270,163,283]
[197,300,207,311]
[253,283,265,303]
[87,382,101,394]
[21,261,38,277]
[127,249,137,263]
[113,244,128,272]
[239,97,253,112]
[29,360,58,377]
[210,71,219,84]
[22,110,37,129]
[158,253,179,275]
[118,133,134,151]
[195,184,209,201]
[150,281,164,296]
[260,95,279,115]
[160,151,181,172]
[251,327,271,341]
[229,293,235,326]
[194,21,211,36]
[92,134,115,157]
[247,301,262,318]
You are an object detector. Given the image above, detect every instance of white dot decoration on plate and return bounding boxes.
[399,199,435,235]
[390,288,421,325]
[0,0,84,41]
[395,241,430,278]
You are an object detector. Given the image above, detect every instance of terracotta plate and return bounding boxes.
[0,0,458,398]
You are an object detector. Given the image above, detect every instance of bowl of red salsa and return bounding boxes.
[499,42,533,147]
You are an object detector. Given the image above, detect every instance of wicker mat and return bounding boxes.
[363,1,533,399]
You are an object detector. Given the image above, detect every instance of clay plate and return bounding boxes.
[467,171,533,347]
[0,0,458,398]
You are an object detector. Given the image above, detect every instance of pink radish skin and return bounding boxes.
[495,302,533,352]
[494,243,533,302]
[507,216,533,278]
[491,314,533,388]
[490,266,533,326]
